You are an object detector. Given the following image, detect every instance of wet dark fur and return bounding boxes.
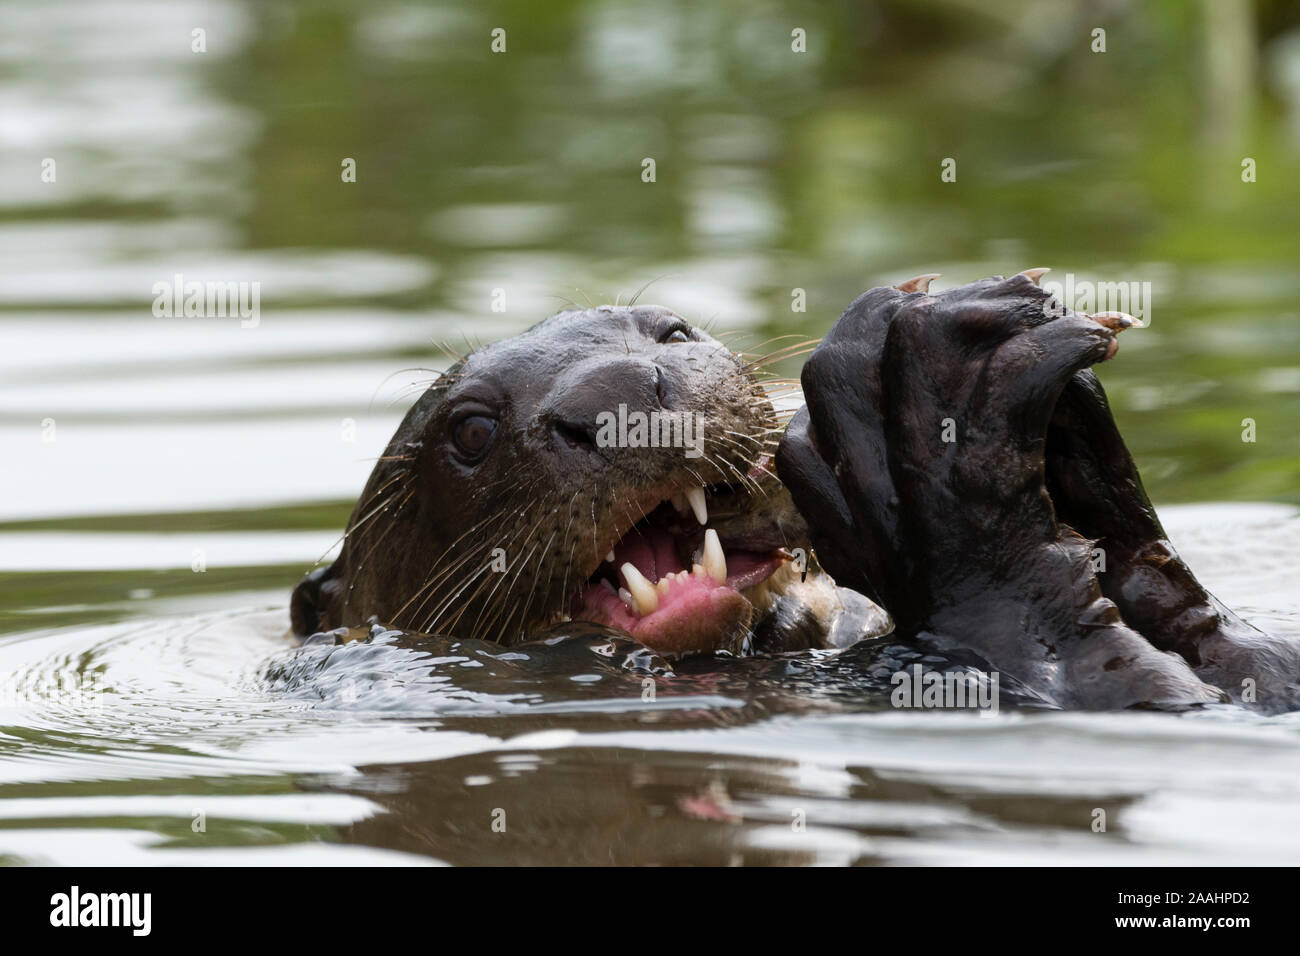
[776,274,1300,711]
[293,277,1300,712]
[293,305,812,645]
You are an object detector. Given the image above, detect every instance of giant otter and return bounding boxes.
[293,272,1300,712]
[292,303,882,658]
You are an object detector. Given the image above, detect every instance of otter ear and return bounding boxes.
[290,563,341,637]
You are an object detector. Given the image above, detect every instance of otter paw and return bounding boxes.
[880,271,1137,513]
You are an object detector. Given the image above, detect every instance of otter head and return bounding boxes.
[291,305,833,656]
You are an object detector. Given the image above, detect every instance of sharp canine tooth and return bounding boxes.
[686,486,708,525]
[702,529,727,584]
[620,562,659,614]
[605,550,615,563]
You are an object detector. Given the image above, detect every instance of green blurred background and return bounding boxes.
[2,0,1298,630]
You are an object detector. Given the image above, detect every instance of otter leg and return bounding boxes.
[290,563,342,637]
[1046,370,1300,710]
[781,274,1225,709]
[776,286,914,609]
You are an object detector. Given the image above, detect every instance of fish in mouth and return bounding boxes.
[290,304,872,657]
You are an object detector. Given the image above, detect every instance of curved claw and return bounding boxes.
[1016,267,1051,285]
[894,273,941,294]
[1090,311,1137,331]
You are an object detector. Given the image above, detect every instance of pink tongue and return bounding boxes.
[574,523,783,655]
[611,525,683,581]
[574,572,751,655]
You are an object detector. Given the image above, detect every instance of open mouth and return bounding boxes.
[567,477,797,656]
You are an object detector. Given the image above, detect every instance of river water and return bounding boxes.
[2,0,1299,864]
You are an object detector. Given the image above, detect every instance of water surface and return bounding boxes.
[2,0,1299,865]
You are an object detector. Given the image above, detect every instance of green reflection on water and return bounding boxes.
[210,0,1300,505]
[3,0,1299,599]
[1,0,1298,867]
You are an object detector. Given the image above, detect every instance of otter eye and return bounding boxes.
[660,326,690,344]
[453,415,497,459]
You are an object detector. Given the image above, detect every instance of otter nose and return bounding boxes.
[542,357,666,453]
